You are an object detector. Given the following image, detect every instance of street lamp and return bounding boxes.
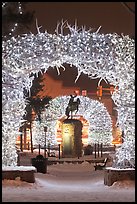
[44,126,47,158]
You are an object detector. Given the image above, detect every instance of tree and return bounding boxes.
[2,2,35,39]
[21,70,52,152]
[23,70,52,124]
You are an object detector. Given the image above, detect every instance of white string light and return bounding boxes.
[2,2,7,8]
[2,22,135,168]
[2,2,23,39]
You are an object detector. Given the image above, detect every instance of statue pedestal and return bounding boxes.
[62,119,82,158]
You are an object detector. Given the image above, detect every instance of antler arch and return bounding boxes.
[2,22,135,168]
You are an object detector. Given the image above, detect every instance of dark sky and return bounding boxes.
[27,2,135,91]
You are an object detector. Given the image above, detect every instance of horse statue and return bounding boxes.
[65,95,80,119]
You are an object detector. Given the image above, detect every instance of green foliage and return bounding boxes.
[23,70,52,123]
[2,2,35,38]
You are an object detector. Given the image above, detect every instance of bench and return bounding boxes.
[94,157,108,171]
[104,167,135,186]
[2,166,36,183]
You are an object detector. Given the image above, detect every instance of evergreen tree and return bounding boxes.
[21,70,52,152]
[2,2,35,39]
[23,70,52,124]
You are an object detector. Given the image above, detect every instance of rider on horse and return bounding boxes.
[68,94,77,104]
[65,94,80,119]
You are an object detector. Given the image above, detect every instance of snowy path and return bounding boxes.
[2,162,135,202]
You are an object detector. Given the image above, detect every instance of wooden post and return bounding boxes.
[38,144,41,155]
[44,127,47,158]
[28,142,30,150]
[59,144,61,159]
[98,143,100,157]
[44,134,46,158]
[24,127,26,150]
[48,143,50,157]
[20,128,23,152]
[101,143,103,157]
[95,143,96,158]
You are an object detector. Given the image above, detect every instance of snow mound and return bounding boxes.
[112,180,135,188]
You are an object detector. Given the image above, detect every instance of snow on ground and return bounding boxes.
[2,166,36,171]
[2,161,135,202]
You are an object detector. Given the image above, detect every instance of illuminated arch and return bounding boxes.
[2,23,135,167]
[39,95,113,146]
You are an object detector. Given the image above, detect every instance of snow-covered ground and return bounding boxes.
[2,161,135,202]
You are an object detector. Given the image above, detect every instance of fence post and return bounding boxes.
[38,144,41,155]
[95,143,96,158]
[101,143,103,157]
[59,144,61,159]
[44,127,47,158]
[98,143,100,157]
[28,142,30,150]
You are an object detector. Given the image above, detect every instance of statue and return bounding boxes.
[65,94,80,119]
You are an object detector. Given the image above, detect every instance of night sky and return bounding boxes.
[27,2,135,91]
